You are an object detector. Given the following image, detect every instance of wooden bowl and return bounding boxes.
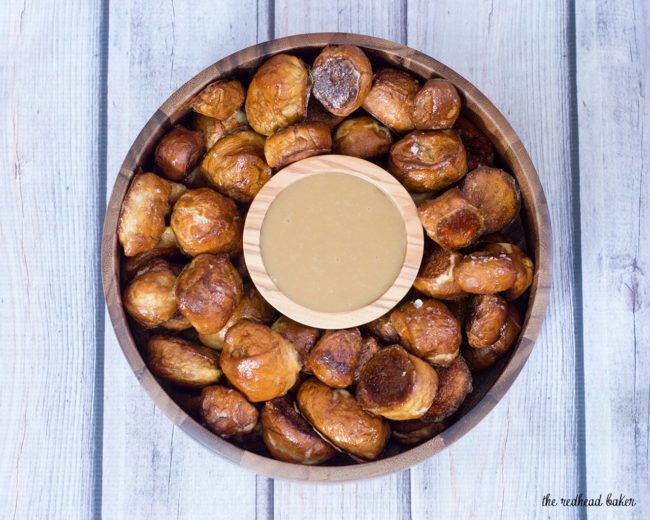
[102,33,552,482]
[244,154,424,329]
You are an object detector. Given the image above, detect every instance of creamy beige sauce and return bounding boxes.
[261,173,406,312]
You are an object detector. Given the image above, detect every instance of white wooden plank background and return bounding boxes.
[576,1,650,518]
[0,1,103,519]
[0,0,648,519]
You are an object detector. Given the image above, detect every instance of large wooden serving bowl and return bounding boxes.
[102,33,552,482]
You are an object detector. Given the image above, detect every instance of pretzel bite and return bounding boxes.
[391,299,461,366]
[161,311,192,331]
[297,379,390,460]
[220,320,301,402]
[445,298,471,326]
[191,79,245,120]
[391,418,448,445]
[153,125,204,181]
[464,305,521,372]
[118,172,186,257]
[453,115,495,170]
[264,122,332,168]
[147,335,221,388]
[170,188,242,256]
[175,254,243,334]
[484,242,534,300]
[420,355,472,422]
[354,336,381,383]
[261,396,337,464]
[305,96,344,129]
[460,166,521,233]
[455,251,517,294]
[365,313,400,344]
[123,259,179,328]
[191,110,248,149]
[417,188,485,250]
[198,284,274,350]
[198,385,257,438]
[333,116,393,159]
[307,328,365,388]
[389,131,467,192]
[414,245,466,300]
[311,45,373,117]
[245,54,310,136]
[271,316,321,371]
[357,345,438,420]
[362,68,420,133]
[412,79,461,130]
[466,294,509,348]
[200,130,272,203]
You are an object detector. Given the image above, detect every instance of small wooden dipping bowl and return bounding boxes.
[102,33,552,482]
[244,154,423,329]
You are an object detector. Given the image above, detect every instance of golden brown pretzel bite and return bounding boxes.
[420,355,472,422]
[455,251,517,294]
[197,284,274,350]
[264,122,332,168]
[414,245,466,300]
[311,45,373,117]
[200,130,272,203]
[391,299,462,366]
[261,396,337,464]
[466,294,509,348]
[412,79,461,130]
[362,68,420,133]
[191,110,248,150]
[365,312,400,344]
[175,253,243,335]
[483,242,534,300]
[460,166,521,234]
[333,116,393,159]
[245,54,310,136]
[123,259,179,328]
[297,379,390,460]
[417,188,484,250]
[357,345,438,421]
[200,385,258,437]
[154,125,204,181]
[191,79,245,120]
[118,172,186,257]
[389,131,467,192]
[463,304,522,372]
[220,320,301,402]
[170,188,242,256]
[306,328,366,388]
[147,335,221,388]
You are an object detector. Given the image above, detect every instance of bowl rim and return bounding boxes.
[243,153,424,329]
[101,32,553,482]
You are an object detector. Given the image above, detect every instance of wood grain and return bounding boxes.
[0,1,103,518]
[407,1,582,518]
[576,0,650,516]
[244,154,424,329]
[104,1,272,518]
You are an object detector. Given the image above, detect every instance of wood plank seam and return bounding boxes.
[94,0,110,518]
[566,2,588,518]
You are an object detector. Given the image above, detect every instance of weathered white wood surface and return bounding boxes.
[103,1,272,519]
[0,1,103,519]
[576,1,650,518]
[1,0,649,518]
[406,1,584,519]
